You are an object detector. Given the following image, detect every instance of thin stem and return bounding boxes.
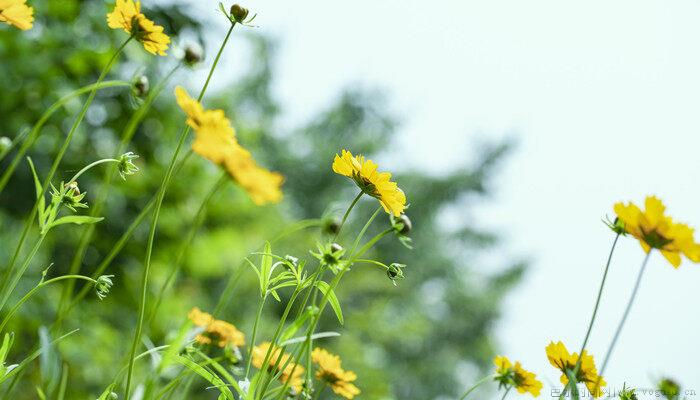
[57,64,181,325]
[561,233,620,399]
[311,382,326,400]
[599,251,652,376]
[123,24,235,398]
[246,294,267,378]
[349,206,383,255]
[0,275,96,332]
[0,235,45,313]
[459,374,495,400]
[500,386,512,400]
[148,171,228,324]
[351,228,393,260]
[0,80,131,195]
[0,36,130,302]
[69,159,119,183]
[332,191,363,241]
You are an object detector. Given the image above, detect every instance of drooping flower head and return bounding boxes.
[187,307,245,348]
[493,355,542,397]
[332,149,406,216]
[311,348,360,399]
[252,342,304,393]
[0,0,33,30]
[107,0,170,56]
[545,341,606,398]
[174,87,284,205]
[614,196,700,268]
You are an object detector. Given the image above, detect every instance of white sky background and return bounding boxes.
[189,0,700,396]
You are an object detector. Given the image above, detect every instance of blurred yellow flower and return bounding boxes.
[175,87,284,205]
[0,0,33,30]
[252,342,305,392]
[332,149,406,216]
[107,0,170,56]
[311,348,360,399]
[493,355,542,397]
[614,196,700,268]
[187,307,245,348]
[546,341,606,398]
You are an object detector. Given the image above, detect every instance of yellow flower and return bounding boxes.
[252,342,305,393]
[545,341,606,398]
[187,307,245,348]
[0,0,33,30]
[174,87,284,205]
[493,355,542,397]
[107,0,170,56]
[332,149,406,216]
[311,348,360,399]
[614,196,700,268]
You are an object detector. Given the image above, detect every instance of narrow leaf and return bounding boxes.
[315,281,343,325]
[48,216,104,229]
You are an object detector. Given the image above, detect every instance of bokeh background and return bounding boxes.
[1,0,699,398]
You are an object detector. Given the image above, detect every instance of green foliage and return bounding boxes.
[0,0,522,398]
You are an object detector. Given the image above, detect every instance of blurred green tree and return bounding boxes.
[0,1,523,398]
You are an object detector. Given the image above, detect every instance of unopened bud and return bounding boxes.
[330,243,343,253]
[230,4,249,23]
[184,42,204,66]
[133,75,149,98]
[392,214,412,235]
[95,275,114,300]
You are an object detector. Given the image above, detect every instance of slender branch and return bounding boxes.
[459,374,495,400]
[332,190,363,241]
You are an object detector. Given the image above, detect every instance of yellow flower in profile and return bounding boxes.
[614,196,700,268]
[252,342,305,392]
[187,307,245,348]
[332,149,406,216]
[545,341,606,398]
[493,355,542,397]
[311,348,360,399]
[174,87,284,205]
[107,0,170,56]
[0,0,33,30]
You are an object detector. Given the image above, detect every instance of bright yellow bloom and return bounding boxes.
[107,0,170,56]
[187,307,245,348]
[493,355,542,397]
[252,342,305,393]
[0,0,33,30]
[332,149,406,216]
[545,341,606,398]
[614,196,700,268]
[311,348,360,399]
[174,87,284,205]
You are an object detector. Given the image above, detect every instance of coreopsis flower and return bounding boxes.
[614,196,700,268]
[332,149,406,216]
[187,307,245,348]
[493,355,542,397]
[311,348,360,399]
[107,0,170,56]
[252,342,304,393]
[0,0,33,30]
[545,341,606,398]
[174,87,284,205]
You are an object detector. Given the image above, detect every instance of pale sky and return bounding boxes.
[191,0,700,397]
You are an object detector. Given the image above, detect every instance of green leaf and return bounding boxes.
[314,281,343,325]
[279,309,314,343]
[172,355,235,400]
[96,384,116,400]
[26,158,45,228]
[0,333,14,364]
[279,332,341,346]
[260,242,272,294]
[48,216,103,229]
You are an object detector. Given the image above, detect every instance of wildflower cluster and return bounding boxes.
[188,307,245,348]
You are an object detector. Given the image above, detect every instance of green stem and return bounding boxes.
[351,228,393,260]
[56,64,181,326]
[0,37,130,303]
[69,159,120,183]
[123,24,235,398]
[246,294,268,378]
[0,275,96,333]
[500,386,512,400]
[332,191,363,241]
[148,171,228,324]
[562,233,620,399]
[0,80,131,195]
[0,235,45,313]
[599,251,652,376]
[459,374,495,399]
[349,206,383,255]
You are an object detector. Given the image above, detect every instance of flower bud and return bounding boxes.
[284,255,299,266]
[184,42,204,66]
[323,218,340,235]
[95,275,114,300]
[330,243,343,253]
[658,378,680,400]
[133,75,149,98]
[51,181,87,212]
[108,392,118,400]
[387,263,405,281]
[392,214,412,235]
[117,152,139,180]
[66,181,80,196]
[230,4,249,22]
